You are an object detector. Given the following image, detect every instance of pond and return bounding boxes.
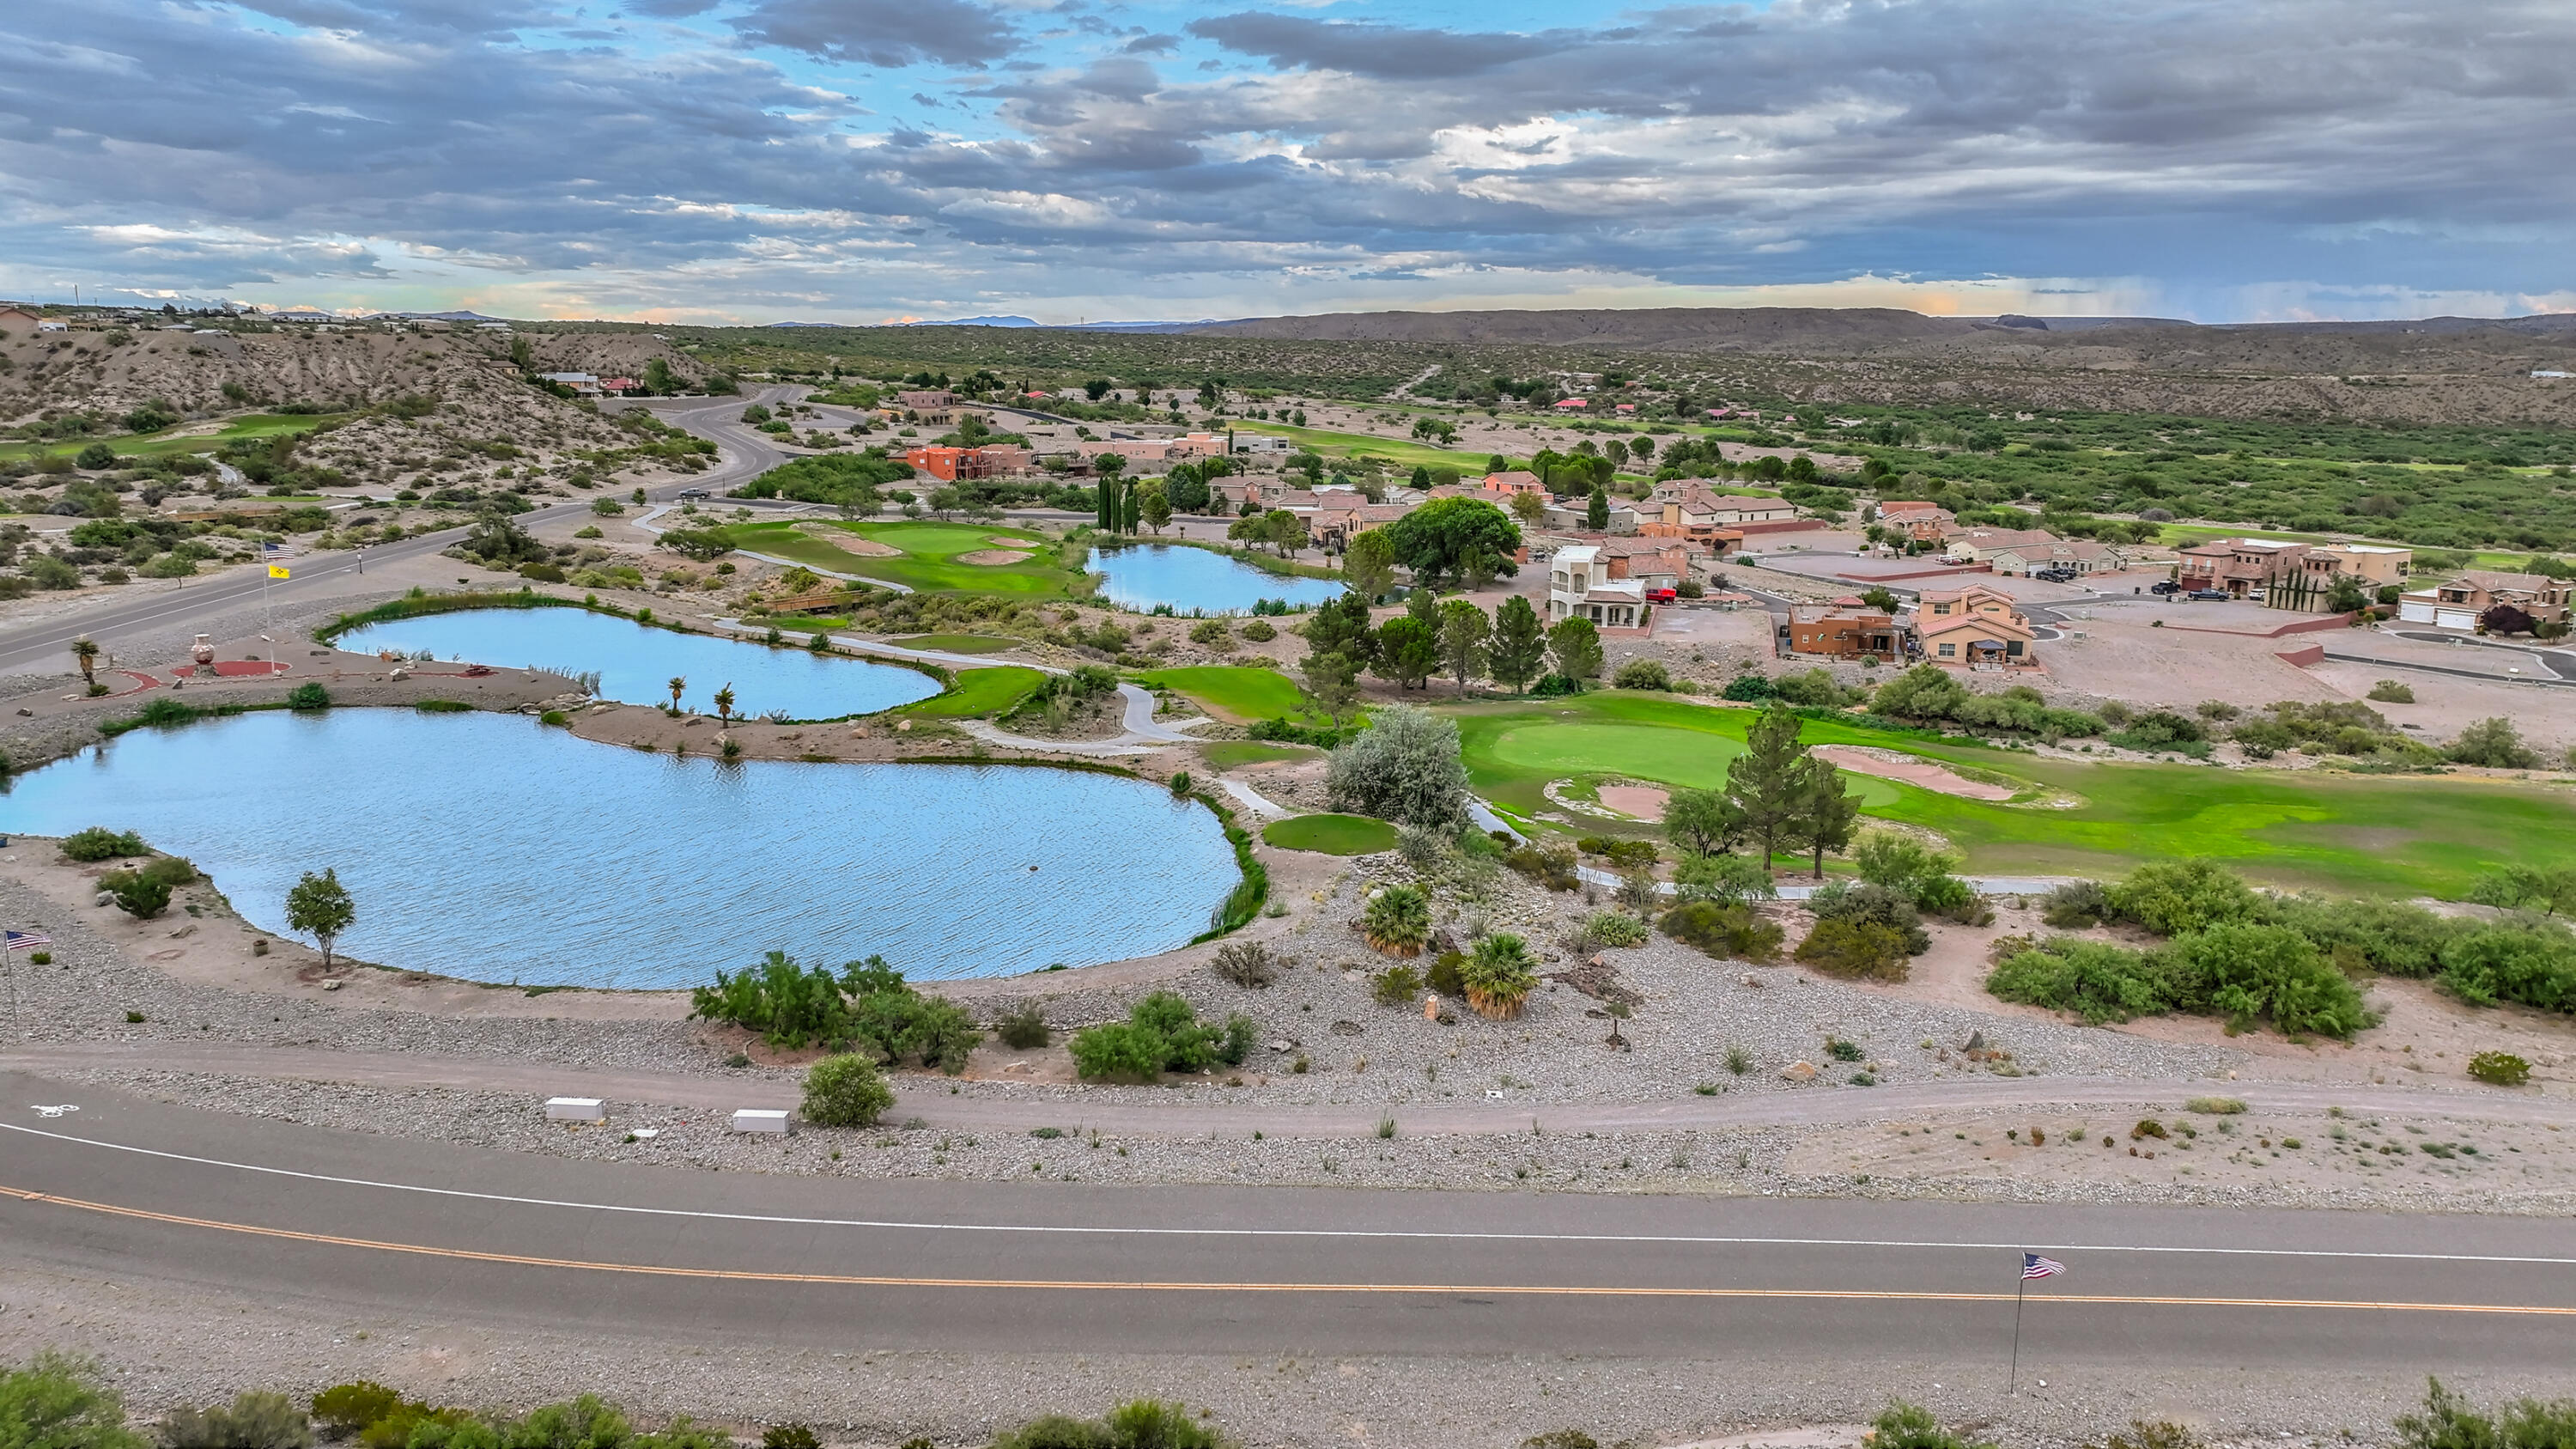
[1087,544,1342,614]
[0,711,1239,988]
[336,606,940,720]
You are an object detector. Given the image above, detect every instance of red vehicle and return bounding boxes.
[1646,587,1679,604]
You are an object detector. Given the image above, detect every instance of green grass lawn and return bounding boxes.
[725,519,1074,596]
[1229,422,1485,474]
[1262,813,1400,855]
[1200,740,1318,770]
[1136,665,1336,724]
[895,633,1020,654]
[900,665,1046,718]
[0,412,345,464]
[1445,690,2576,896]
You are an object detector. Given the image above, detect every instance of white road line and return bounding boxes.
[7,1122,2573,1266]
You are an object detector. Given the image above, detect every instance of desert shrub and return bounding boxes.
[61,826,149,861]
[2184,1096,2247,1114]
[2107,859,2261,935]
[2467,1050,2531,1086]
[2393,1379,2576,1449]
[2466,865,2576,918]
[2434,924,2576,1012]
[1575,836,1658,868]
[1240,618,1276,642]
[1989,938,2173,1023]
[1209,940,1285,988]
[159,1391,313,1449]
[1427,950,1466,996]
[802,1053,896,1127]
[499,1396,629,1449]
[1808,881,1930,953]
[1070,993,1252,1080]
[1459,933,1539,1019]
[313,1383,404,1439]
[1769,667,1856,708]
[1371,963,1425,1006]
[1583,911,1649,947]
[1869,1402,1996,1449]
[2167,922,2371,1038]
[2105,709,2208,755]
[1505,837,1580,891]
[993,1002,1051,1050]
[1324,706,1468,827]
[690,953,979,1068]
[1672,852,1775,905]
[1794,917,1909,980]
[1914,874,1992,925]
[2039,879,2111,928]
[2448,716,2540,770]
[98,868,171,918]
[2367,679,2416,703]
[0,1353,147,1449]
[1611,658,1669,690]
[1360,883,1433,954]
[760,1428,822,1449]
[286,682,331,711]
[1522,1434,1601,1449]
[1659,900,1784,962]
[991,1399,1230,1449]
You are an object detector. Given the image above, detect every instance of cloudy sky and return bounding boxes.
[5,0,2573,324]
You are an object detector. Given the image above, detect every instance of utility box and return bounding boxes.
[731,1109,792,1135]
[544,1097,606,1123]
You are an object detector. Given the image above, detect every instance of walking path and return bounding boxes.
[4,1041,2559,1137]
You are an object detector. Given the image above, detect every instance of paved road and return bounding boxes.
[0,391,796,677]
[4,1071,2573,1368]
[2385,630,2576,680]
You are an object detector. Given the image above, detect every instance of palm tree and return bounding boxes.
[1459,933,1538,1020]
[714,683,735,727]
[1359,884,1431,957]
[666,676,686,713]
[70,638,99,687]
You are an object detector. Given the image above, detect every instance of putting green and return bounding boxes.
[1200,740,1317,770]
[1262,813,1400,855]
[901,665,1045,718]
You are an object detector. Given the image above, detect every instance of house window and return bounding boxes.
[1938,643,1956,658]
[2006,641,2024,658]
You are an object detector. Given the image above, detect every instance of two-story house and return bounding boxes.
[1912,584,2037,667]
[1548,545,1647,629]
[2397,570,2571,630]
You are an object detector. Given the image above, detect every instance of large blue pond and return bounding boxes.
[1088,545,1342,614]
[0,711,1238,988]
[337,607,939,720]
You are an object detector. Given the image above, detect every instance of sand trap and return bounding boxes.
[1814,745,2015,800]
[957,549,1034,566]
[796,527,902,557]
[1595,784,1668,820]
[987,535,1029,547]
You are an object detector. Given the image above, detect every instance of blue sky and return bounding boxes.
[4,0,2573,324]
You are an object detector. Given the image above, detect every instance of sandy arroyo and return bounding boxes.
[1813,745,2016,800]
[956,549,1035,566]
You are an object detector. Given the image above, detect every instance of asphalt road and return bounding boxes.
[6,1072,2574,1369]
[0,390,795,677]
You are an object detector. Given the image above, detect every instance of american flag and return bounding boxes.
[5,930,52,952]
[2022,1253,2065,1280]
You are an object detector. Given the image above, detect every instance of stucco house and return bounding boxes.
[1913,584,2037,667]
[1988,538,2125,576]
[1786,605,1904,661]
[2397,570,2571,630]
[1548,545,1647,628]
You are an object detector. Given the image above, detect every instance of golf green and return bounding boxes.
[1262,813,1400,855]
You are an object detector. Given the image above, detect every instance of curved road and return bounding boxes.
[4,1072,2573,1371]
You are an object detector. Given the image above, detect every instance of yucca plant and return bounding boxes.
[1359,883,1432,956]
[1460,932,1539,1020]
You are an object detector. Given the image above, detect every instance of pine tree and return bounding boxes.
[1306,593,1379,670]
[1437,599,1491,696]
[1724,700,1808,866]
[1792,754,1863,879]
[1371,615,1439,690]
[1487,595,1546,692]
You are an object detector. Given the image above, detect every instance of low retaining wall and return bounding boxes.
[2165,610,2358,639]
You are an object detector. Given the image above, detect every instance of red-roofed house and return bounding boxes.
[1553,398,1589,411]
[1874,501,1956,545]
[1913,584,2037,667]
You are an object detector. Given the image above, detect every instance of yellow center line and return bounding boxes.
[11,1185,2574,1316]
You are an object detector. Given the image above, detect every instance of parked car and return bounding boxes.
[2186,588,2229,600]
[1646,587,1678,604]
[2150,581,2181,596]
[2032,568,2075,583]
[677,487,710,499]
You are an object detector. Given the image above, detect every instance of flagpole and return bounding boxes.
[2009,1256,2027,1396]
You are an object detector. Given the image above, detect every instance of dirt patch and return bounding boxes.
[1813,746,2016,800]
[796,525,901,557]
[1595,784,1669,819]
[956,549,1035,566]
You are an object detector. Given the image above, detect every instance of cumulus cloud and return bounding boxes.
[2,0,2572,320]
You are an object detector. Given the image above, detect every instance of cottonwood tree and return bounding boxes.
[285,868,355,970]
[1344,531,1397,601]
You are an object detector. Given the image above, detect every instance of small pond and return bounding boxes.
[0,711,1238,988]
[1087,545,1342,614]
[336,607,940,720]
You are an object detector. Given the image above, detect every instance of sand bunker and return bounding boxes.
[957,549,1034,566]
[1595,785,1669,820]
[1814,746,2015,800]
[797,527,902,557]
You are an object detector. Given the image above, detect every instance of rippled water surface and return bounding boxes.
[1088,545,1341,613]
[337,606,939,720]
[0,711,1236,987]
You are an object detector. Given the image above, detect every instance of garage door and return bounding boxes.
[2397,601,2435,624]
[2435,608,2477,630]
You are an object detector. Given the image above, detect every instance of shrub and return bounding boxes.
[1576,836,1658,868]
[1069,993,1251,1080]
[312,1383,404,1439]
[992,1399,1231,1449]
[1583,911,1649,947]
[1672,852,1775,905]
[1459,933,1538,1019]
[2449,716,2541,769]
[1427,950,1466,996]
[158,1391,313,1448]
[1869,1402,1995,1449]
[1505,838,1580,892]
[1371,963,1425,1007]
[1808,881,1930,954]
[98,868,171,918]
[2467,1050,2531,1086]
[1324,706,1468,827]
[802,1053,896,1128]
[1209,940,1285,988]
[1725,1044,1753,1075]
[1522,1434,1601,1449]
[2039,880,2111,928]
[1825,1036,1864,1062]
[62,826,148,861]
[2107,859,2260,935]
[1659,900,1784,962]
[2367,679,2416,703]
[2184,1096,2247,1114]
[286,682,331,711]
[0,1352,148,1449]
[1360,884,1433,955]
[762,1428,823,1449]
[690,952,980,1068]
[2169,922,2371,1038]
[1988,938,2171,1023]
[1240,618,1276,642]
[1611,658,1669,690]
[1794,917,1909,980]
[994,1002,1051,1050]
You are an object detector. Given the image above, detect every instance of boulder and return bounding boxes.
[1780,1060,1819,1083]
